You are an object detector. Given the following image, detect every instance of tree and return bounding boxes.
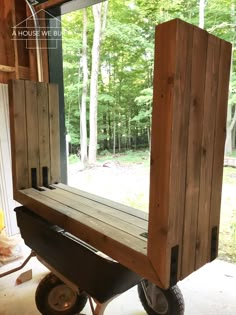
[199,0,205,28]
[80,8,88,167]
[89,1,108,164]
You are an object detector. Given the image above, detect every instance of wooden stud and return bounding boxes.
[48,84,61,184]
[25,80,40,188]
[37,82,51,187]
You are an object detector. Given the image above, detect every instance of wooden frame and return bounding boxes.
[9,19,232,288]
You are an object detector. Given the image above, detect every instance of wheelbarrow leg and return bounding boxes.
[88,296,117,315]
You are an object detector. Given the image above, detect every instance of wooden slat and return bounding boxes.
[148,19,178,288]
[8,80,29,191]
[168,20,193,280]
[48,84,61,184]
[209,40,232,259]
[54,183,148,225]
[195,35,221,270]
[37,82,51,186]
[40,188,147,238]
[23,187,146,252]
[181,27,208,279]
[25,80,40,188]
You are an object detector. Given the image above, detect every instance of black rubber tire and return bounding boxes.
[35,272,88,315]
[138,280,184,315]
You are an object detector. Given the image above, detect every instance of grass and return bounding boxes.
[219,167,236,263]
[97,149,150,166]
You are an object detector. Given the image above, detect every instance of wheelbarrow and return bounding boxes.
[14,206,184,315]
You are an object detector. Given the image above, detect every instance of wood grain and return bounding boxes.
[195,35,221,270]
[8,80,29,191]
[209,40,232,259]
[181,27,208,279]
[37,82,51,186]
[48,84,61,184]
[25,80,40,188]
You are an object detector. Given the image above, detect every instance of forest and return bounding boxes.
[61,0,236,165]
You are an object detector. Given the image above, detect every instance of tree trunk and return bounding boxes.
[225,108,236,155]
[199,0,205,29]
[113,118,116,155]
[89,1,108,164]
[80,8,88,168]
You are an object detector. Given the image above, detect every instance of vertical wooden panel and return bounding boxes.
[0,1,15,67]
[168,20,193,280]
[181,28,208,279]
[48,84,61,184]
[25,80,40,187]
[148,19,178,288]
[209,41,232,259]
[8,80,29,190]
[195,35,221,269]
[37,82,51,186]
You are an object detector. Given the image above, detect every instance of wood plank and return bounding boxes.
[25,80,40,188]
[148,19,178,288]
[181,27,208,279]
[40,188,147,239]
[0,1,15,67]
[53,183,148,226]
[209,40,232,259]
[37,82,51,186]
[14,0,29,68]
[20,189,146,252]
[8,80,29,191]
[14,189,162,286]
[168,20,194,281]
[195,35,221,270]
[48,84,61,184]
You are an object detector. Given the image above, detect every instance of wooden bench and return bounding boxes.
[8,19,232,289]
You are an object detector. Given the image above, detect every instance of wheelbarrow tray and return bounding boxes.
[15,206,141,303]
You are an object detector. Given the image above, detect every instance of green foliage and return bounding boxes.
[62,0,236,153]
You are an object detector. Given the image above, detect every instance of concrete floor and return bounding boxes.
[0,247,236,315]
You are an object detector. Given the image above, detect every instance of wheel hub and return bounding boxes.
[48,284,77,311]
[145,282,169,314]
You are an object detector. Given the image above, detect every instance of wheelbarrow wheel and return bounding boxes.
[138,280,184,315]
[35,272,88,315]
